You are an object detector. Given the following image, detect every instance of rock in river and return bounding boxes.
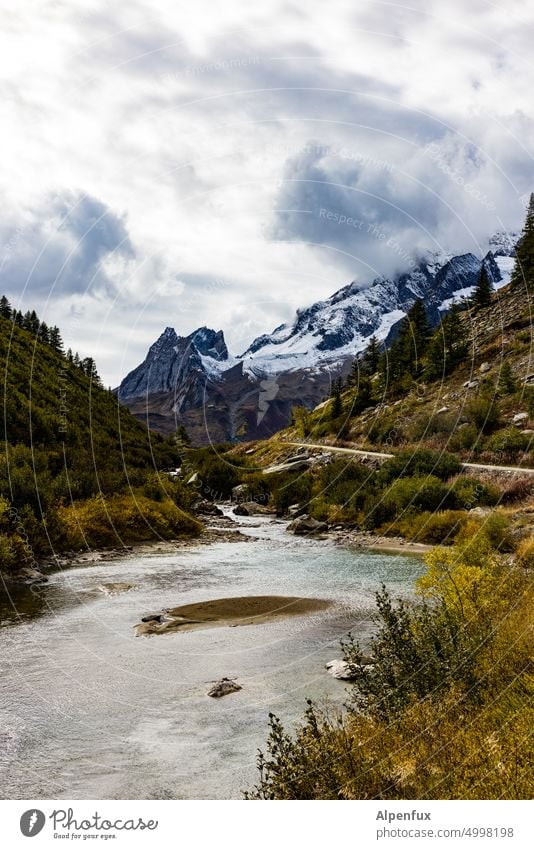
[287,515,328,535]
[207,678,242,698]
[325,660,356,680]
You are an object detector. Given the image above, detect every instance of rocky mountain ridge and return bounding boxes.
[118,237,517,443]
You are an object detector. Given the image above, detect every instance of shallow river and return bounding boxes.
[0,512,422,799]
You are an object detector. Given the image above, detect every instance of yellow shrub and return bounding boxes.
[515,536,534,569]
[56,494,201,550]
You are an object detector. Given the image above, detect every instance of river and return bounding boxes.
[0,511,423,800]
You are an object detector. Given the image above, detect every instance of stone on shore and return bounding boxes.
[325,660,356,680]
[207,678,242,698]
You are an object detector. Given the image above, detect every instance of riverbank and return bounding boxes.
[1,512,252,588]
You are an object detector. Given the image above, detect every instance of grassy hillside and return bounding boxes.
[0,308,200,580]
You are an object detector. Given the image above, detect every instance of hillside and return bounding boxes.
[0,304,200,583]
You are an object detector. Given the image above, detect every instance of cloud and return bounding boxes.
[0,0,532,386]
[0,192,135,300]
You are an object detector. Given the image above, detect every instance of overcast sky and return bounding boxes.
[1,0,533,385]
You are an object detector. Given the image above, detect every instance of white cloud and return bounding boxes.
[0,0,532,385]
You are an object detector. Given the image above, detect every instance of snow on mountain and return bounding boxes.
[488,231,519,257]
[239,250,505,375]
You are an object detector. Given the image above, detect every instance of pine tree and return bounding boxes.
[350,375,373,416]
[330,377,343,419]
[472,265,493,309]
[386,300,432,382]
[22,310,40,334]
[81,357,102,386]
[362,335,380,375]
[497,360,517,395]
[38,321,50,344]
[347,357,361,387]
[511,193,534,290]
[425,303,468,379]
[0,295,12,319]
[49,326,64,355]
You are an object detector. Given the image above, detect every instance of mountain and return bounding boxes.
[238,251,504,374]
[117,237,517,443]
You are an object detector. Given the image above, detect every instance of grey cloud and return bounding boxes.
[0,191,135,301]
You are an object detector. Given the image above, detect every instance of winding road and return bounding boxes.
[287,442,534,476]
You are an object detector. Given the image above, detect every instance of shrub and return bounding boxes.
[465,394,501,433]
[390,509,469,544]
[515,536,534,568]
[56,494,201,550]
[378,448,461,484]
[485,427,532,459]
[246,555,534,800]
[270,471,312,515]
[448,423,481,453]
[450,476,499,508]
[455,511,514,555]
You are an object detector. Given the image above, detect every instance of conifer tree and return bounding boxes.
[38,322,50,344]
[511,193,534,290]
[22,310,40,334]
[350,375,373,416]
[0,295,12,319]
[330,377,343,419]
[49,326,64,355]
[81,356,102,386]
[471,265,493,309]
[362,335,380,375]
[388,300,432,380]
[425,303,468,379]
[497,359,517,395]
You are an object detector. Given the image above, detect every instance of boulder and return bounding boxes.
[141,612,165,623]
[233,501,274,516]
[285,452,310,463]
[288,516,328,535]
[194,499,223,516]
[207,678,242,698]
[288,503,307,517]
[512,412,529,425]
[463,380,479,389]
[232,483,251,500]
[479,362,491,373]
[326,656,374,679]
[436,406,449,415]
[97,582,135,595]
[325,660,356,680]
[264,459,312,474]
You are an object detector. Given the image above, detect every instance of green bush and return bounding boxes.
[450,476,499,509]
[271,471,313,515]
[378,448,461,484]
[465,394,501,433]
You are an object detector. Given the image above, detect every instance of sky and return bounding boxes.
[0,0,533,386]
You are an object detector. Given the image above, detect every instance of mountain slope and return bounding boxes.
[118,237,517,444]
